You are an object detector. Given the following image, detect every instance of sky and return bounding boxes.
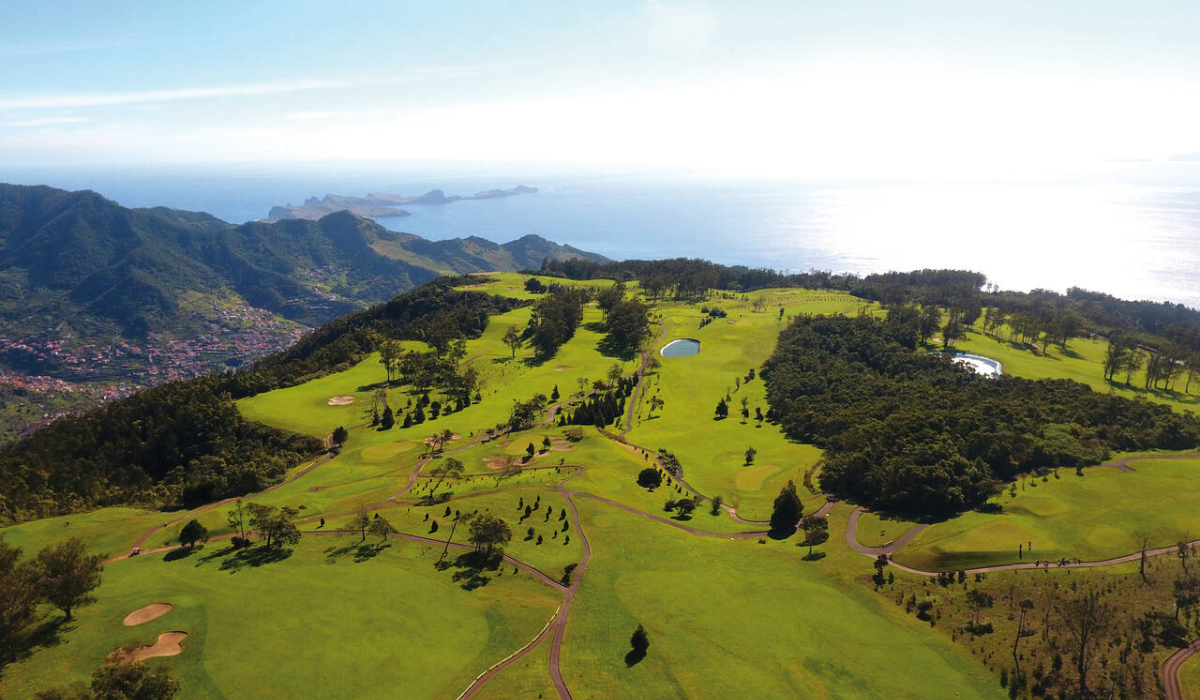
[3,0,1200,179]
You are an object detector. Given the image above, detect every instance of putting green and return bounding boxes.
[359,441,416,461]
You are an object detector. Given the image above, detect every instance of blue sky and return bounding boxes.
[3,0,1199,176]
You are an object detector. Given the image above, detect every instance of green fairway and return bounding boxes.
[954,325,1200,414]
[894,457,1200,571]
[854,511,920,549]
[0,508,164,560]
[623,288,857,519]
[559,498,1003,699]
[0,538,559,700]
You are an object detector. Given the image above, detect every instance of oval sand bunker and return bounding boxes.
[328,395,355,406]
[123,603,173,626]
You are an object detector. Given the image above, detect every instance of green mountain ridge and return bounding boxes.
[0,184,605,439]
[0,184,606,341]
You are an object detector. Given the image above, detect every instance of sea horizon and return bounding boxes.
[4,162,1200,309]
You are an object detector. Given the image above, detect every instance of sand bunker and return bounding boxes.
[484,455,512,470]
[555,365,571,371]
[113,632,189,662]
[123,603,173,627]
[328,395,355,406]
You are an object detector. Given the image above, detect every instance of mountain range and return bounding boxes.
[0,183,605,438]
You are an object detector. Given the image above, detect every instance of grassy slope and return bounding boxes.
[0,538,558,700]
[0,509,165,560]
[624,288,863,520]
[559,499,1003,699]
[895,458,1200,571]
[954,325,1200,414]
[1182,655,1200,700]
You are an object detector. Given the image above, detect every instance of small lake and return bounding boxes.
[953,353,1002,377]
[661,339,701,358]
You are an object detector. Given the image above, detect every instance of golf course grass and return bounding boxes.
[894,457,1200,571]
[0,537,559,700]
[559,498,1003,699]
[954,325,1200,414]
[14,272,1200,698]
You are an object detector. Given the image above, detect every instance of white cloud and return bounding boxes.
[1,116,88,127]
[4,63,1199,178]
[0,39,121,58]
[0,79,351,111]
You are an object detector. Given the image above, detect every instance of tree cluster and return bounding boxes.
[762,314,1200,516]
[526,286,586,357]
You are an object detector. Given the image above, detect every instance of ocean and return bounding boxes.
[5,163,1200,308]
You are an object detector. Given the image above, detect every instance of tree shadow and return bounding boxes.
[434,549,503,590]
[624,649,647,667]
[595,335,638,362]
[0,616,75,676]
[767,526,796,540]
[217,545,294,572]
[325,540,391,563]
[521,355,551,368]
[163,546,198,562]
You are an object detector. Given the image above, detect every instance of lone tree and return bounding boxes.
[1060,588,1111,697]
[714,399,729,420]
[227,499,247,540]
[179,519,209,548]
[627,623,650,665]
[801,516,829,557]
[966,589,994,629]
[468,514,513,556]
[769,480,803,536]
[380,406,394,430]
[369,515,395,543]
[636,468,663,489]
[428,458,465,496]
[33,538,104,620]
[347,507,371,542]
[502,325,523,358]
[331,426,349,445]
[744,446,757,466]
[673,499,696,517]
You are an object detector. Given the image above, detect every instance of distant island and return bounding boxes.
[267,185,538,221]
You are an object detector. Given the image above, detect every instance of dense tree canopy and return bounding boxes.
[763,314,1200,517]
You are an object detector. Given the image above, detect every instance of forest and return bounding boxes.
[762,313,1200,517]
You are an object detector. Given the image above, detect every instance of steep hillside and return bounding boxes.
[0,184,604,439]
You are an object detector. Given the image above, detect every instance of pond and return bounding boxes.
[660,338,701,358]
[952,352,1002,377]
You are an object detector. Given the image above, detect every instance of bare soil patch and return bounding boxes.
[327,395,355,406]
[424,433,462,446]
[122,603,173,626]
[112,632,188,662]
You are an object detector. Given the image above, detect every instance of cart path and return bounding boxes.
[1162,637,1200,700]
[457,607,559,700]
